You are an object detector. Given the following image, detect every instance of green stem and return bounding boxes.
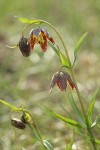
[40,21,97,150]
[22,19,97,149]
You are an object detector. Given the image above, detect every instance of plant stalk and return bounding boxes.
[41,21,97,150]
[22,19,97,149]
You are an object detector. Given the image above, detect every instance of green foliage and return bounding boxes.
[49,42,70,68]
[0,1,100,148]
[58,50,70,68]
[48,42,59,56]
[73,32,88,66]
[43,140,53,150]
[0,99,22,112]
[91,114,100,128]
[87,88,99,126]
[68,93,86,127]
[16,17,42,25]
[51,111,83,128]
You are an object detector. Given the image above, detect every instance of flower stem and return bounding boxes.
[22,19,97,149]
[40,21,97,150]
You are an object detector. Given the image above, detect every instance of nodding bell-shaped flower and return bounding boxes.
[29,28,55,52]
[49,71,76,92]
[11,118,26,129]
[19,36,31,57]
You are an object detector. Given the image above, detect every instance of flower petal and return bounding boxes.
[64,72,76,89]
[49,72,58,93]
[39,32,47,52]
[30,36,37,49]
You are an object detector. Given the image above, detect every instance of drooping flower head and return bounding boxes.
[49,71,76,92]
[29,28,55,52]
[19,36,31,57]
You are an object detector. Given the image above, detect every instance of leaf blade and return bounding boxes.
[15,16,41,25]
[51,111,83,128]
[48,42,59,56]
[58,50,70,68]
[43,140,53,150]
[87,88,99,125]
[68,93,86,127]
[73,32,87,66]
[91,114,100,128]
[74,32,88,56]
[49,42,70,68]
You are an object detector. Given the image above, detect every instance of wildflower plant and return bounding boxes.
[1,17,100,150]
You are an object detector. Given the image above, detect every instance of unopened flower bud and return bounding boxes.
[19,36,30,57]
[11,118,26,129]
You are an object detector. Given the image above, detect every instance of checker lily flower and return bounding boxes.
[29,28,55,52]
[49,71,76,92]
[19,36,31,57]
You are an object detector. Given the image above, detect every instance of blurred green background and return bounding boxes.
[0,0,100,149]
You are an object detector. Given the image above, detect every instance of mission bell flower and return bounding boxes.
[29,28,55,52]
[49,71,76,92]
[19,36,31,57]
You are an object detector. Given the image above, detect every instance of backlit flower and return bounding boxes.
[49,71,76,92]
[29,28,55,52]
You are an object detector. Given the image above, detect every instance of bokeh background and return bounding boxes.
[0,0,100,149]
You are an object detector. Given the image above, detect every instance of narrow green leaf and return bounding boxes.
[91,114,100,128]
[0,99,22,112]
[28,124,41,142]
[58,51,70,68]
[74,32,88,56]
[69,93,86,127]
[73,32,87,66]
[51,111,83,128]
[15,16,41,25]
[87,88,99,125]
[49,42,70,68]
[48,42,59,56]
[43,140,53,150]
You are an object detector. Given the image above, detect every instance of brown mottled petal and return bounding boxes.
[39,32,47,52]
[65,73,76,89]
[49,72,59,93]
[41,29,55,44]
[67,79,76,89]
[57,74,67,91]
[48,37,55,44]
[30,36,36,49]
